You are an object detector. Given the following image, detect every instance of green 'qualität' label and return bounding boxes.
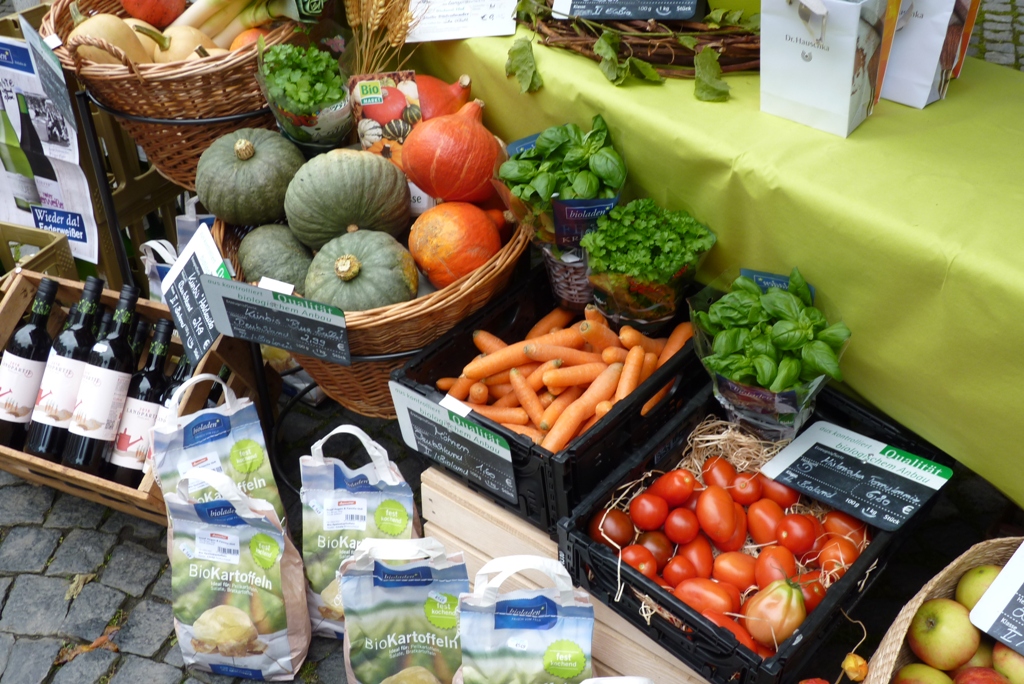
[543,640,586,679]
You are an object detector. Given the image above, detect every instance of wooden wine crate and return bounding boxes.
[0,222,77,292]
[0,270,269,525]
[420,467,710,684]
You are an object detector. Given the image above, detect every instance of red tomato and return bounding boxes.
[756,644,776,659]
[637,531,674,572]
[755,546,798,589]
[819,535,860,578]
[714,503,748,553]
[717,579,742,613]
[776,514,817,556]
[654,575,673,589]
[588,509,635,549]
[742,579,807,647]
[674,578,735,615]
[796,570,826,612]
[702,456,737,488]
[730,472,763,505]
[647,469,696,507]
[683,482,705,512]
[758,475,800,508]
[823,511,869,549]
[748,499,785,545]
[713,551,757,592]
[663,555,698,587]
[621,544,658,578]
[629,493,669,531]
[678,534,714,579]
[664,508,700,546]
[702,610,758,651]
[696,486,736,544]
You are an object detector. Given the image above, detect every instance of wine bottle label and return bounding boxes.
[34,177,64,210]
[5,171,39,206]
[0,352,47,424]
[30,351,87,428]
[108,397,160,470]
[68,366,131,440]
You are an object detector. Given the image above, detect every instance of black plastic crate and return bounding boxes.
[392,267,708,536]
[558,383,953,684]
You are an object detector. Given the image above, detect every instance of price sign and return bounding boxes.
[552,0,702,20]
[390,380,517,504]
[760,422,952,531]
[971,540,1024,656]
[161,224,229,365]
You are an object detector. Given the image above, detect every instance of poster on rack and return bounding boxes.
[0,20,99,263]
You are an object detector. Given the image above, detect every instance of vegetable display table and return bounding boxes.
[415,32,1024,507]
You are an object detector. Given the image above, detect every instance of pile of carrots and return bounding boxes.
[435,305,694,453]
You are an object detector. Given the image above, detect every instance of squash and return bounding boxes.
[237,224,313,294]
[284,149,411,249]
[195,128,305,227]
[185,45,230,60]
[360,86,409,125]
[401,100,501,203]
[366,139,403,170]
[383,119,411,143]
[408,203,501,289]
[122,18,160,58]
[119,0,184,29]
[401,104,422,126]
[417,74,472,120]
[358,118,383,148]
[67,3,152,64]
[134,24,215,63]
[304,229,418,311]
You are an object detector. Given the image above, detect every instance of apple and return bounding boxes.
[956,565,1002,610]
[994,642,1024,684]
[952,641,996,677]
[908,598,981,671]
[894,663,954,684]
[953,668,1009,684]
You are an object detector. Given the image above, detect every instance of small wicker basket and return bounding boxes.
[540,244,593,312]
[865,536,1023,684]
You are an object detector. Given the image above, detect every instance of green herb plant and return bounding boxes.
[260,43,346,117]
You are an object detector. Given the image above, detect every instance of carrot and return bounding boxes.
[492,392,521,408]
[524,344,603,366]
[640,352,659,384]
[541,364,623,452]
[577,413,601,436]
[473,330,507,354]
[641,379,677,416]
[526,307,576,339]
[657,321,694,368]
[469,404,529,425]
[595,400,613,420]
[469,382,488,404]
[548,385,567,395]
[463,328,584,380]
[446,376,474,401]
[580,321,623,352]
[510,368,545,428]
[435,377,458,391]
[619,326,667,356]
[615,346,646,401]
[526,360,562,392]
[542,362,608,388]
[502,423,545,444]
[584,304,607,327]
[601,347,629,364]
[539,391,556,408]
[484,363,540,387]
[538,386,582,431]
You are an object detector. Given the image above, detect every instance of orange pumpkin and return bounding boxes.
[409,203,502,289]
[119,0,184,28]
[417,74,472,120]
[402,100,501,203]
[366,139,403,170]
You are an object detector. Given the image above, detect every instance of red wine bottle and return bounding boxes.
[155,356,194,425]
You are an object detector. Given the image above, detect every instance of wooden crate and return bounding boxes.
[0,222,78,291]
[420,468,710,684]
[0,271,266,525]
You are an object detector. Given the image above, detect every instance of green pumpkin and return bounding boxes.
[285,149,412,249]
[237,224,313,294]
[304,229,418,311]
[196,129,305,227]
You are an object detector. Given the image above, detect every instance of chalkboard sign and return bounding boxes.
[761,422,952,531]
[971,539,1024,656]
[390,381,517,504]
[161,226,229,366]
[201,277,350,366]
[552,0,701,20]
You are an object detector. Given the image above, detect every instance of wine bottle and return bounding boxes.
[129,319,151,365]
[16,93,63,210]
[61,303,78,332]
[25,276,105,462]
[0,106,39,212]
[155,356,194,425]
[95,311,113,341]
[0,278,58,450]
[102,319,173,488]
[91,305,107,339]
[62,285,139,474]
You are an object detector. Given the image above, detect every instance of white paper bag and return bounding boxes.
[761,0,893,137]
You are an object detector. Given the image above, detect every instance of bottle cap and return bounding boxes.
[117,284,140,307]
[82,276,104,297]
[153,319,175,339]
[36,278,59,302]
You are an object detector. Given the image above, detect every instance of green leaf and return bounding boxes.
[753,355,778,387]
[713,328,749,356]
[572,170,600,199]
[802,340,843,381]
[742,13,761,30]
[589,147,627,189]
[678,35,699,51]
[530,172,557,201]
[709,291,759,328]
[724,9,745,25]
[770,319,811,351]
[816,321,852,350]
[498,160,536,184]
[693,311,721,335]
[760,288,803,321]
[626,57,665,83]
[594,30,628,84]
[788,267,813,306]
[562,144,589,170]
[505,37,543,93]
[704,7,728,27]
[694,49,730,102]
[731,275,762,295]
[535,126,570,157]
[770,356,801,392]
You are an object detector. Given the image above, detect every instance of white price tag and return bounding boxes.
[180,454,224,493]
[408,181,438,216]
[195,530,240,564]
[323,497,367,531]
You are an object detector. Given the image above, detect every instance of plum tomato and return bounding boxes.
[748,499,786,545]
[742,579,807,648]
[754,545,798,589]
[823,511,870,549]
[621,544,658,578]
[796,570,826,612]
[647,469,696,508]
[663,555,698,587]
[717,579,743,613]
[714,503,748,553]
[696,485,737,545]
[673,578,735,615]
[758,474,800,508]
[637,530,675,572]
[629,493,669,531]
[654,575,673,589]
[730,472,763,505]
[679,534,715,579]
[776,514,817,556]
[819,534,860,578]
[588,508,634,549]
[664,508,700,546]
[702,610,758,651]
[683,482,706,512]
[713,551,757,592]
[800,529,828,568]
[702,455,738,488]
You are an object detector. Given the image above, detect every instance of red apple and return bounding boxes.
[908,598,981,671]
[894,663,954,684]
[952,641,996,678]
[993,642,1024,684]
[956,565,1003,610]
[953,668,1009,684]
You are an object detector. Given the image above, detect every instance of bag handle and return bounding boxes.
[140,239,178,264]
[355,537,447,563]
[310,425,398,485]
[474,555,575,606]
[176,468,263,519]
[167,373,241,414]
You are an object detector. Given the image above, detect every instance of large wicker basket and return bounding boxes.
[40,0,294,190]
[865,536,1023,684]
[213,220,532,418]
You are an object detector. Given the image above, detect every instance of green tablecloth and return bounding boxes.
[415,29,1024,507]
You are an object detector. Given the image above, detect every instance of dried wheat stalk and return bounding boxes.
[347,0,418,75]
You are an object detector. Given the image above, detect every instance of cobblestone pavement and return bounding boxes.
[969,1,1023,68]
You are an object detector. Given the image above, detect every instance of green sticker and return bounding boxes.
[230,439,264,474]
[424,592,458,630]
[250,533,280,569]
[374,500,409,537]
[544,640,586,679]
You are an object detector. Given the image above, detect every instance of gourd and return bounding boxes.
[67,3,152,64]
[119,0,184,29]
[383,119,411,143]
[366,139,402,169]
[185,45,230,60]
[401,100,501,203]
[195,128,305,227]
[237,224,312,294]
[284,149,411,249]
[358,118,383,147]
[408,203,501,289]
[122,18,159,58]
[304,229,418,311]
[416,74,472,120]
[134,24,215,63]
[401,104,422,126]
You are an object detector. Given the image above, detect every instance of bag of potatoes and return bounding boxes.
[165,468,310,680]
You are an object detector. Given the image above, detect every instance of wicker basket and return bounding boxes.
[865,536,1023,684]
[213,219,532,418]
[40,0,294,190]
[540,244,593,312]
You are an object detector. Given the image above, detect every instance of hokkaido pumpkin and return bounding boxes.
[237,224,312,295]
[416,74,472,120]
[304,229,418,311]
[401,100,501,203]
[408,203,501,289]
[119,0,184,28]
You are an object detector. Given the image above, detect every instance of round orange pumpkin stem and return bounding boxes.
[334,255,361,281]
